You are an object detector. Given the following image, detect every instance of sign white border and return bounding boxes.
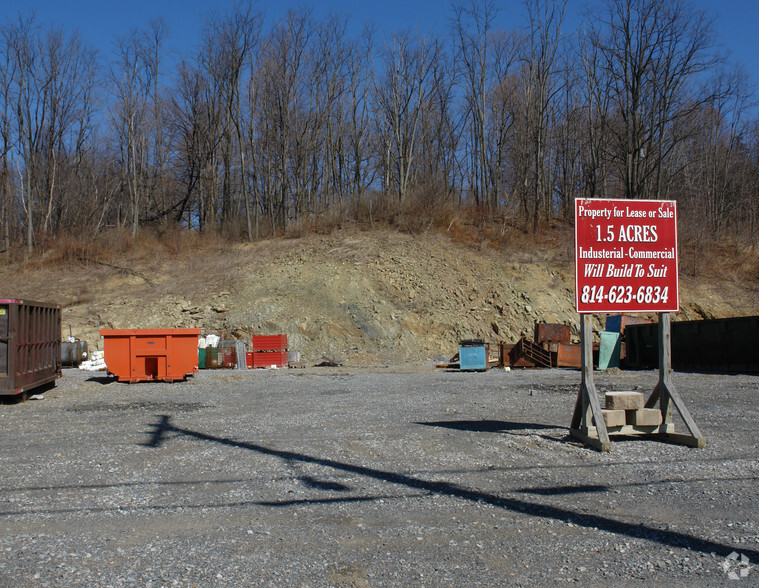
[575,198,679,314]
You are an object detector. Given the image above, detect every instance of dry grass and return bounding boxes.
[3,203,757,308]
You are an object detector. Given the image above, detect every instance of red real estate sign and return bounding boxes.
[575,198,679,313]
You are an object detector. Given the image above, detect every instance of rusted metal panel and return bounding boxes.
[203,346,219,368]
[605,315,652,334]
[534,323,571,345]
[556,343,582,368]
[0,299,61,397]
[509,337,552,368]
[499,343,515,367]
[510,354,539,368]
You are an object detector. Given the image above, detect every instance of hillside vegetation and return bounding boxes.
[2,226,757,365]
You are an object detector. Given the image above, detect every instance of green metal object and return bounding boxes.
[598,331,621,370]
[208,346,218,368]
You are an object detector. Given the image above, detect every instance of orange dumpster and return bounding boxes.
[100,328,200,383]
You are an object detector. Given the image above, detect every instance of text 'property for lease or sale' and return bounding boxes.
[575,198,679,314]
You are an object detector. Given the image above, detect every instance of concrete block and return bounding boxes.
[601,409,626,427]
[627,408,663,426]
[605,391,645,410]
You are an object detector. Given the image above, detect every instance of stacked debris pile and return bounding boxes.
[199,334,294,369]
[79,350,106,371]
[502,322,580,369]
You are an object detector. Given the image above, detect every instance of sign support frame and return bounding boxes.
[569,312,706,451]
[569,314,610,451]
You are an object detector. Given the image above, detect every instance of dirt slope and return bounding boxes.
[2,229,757,365]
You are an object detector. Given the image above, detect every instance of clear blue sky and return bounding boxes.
[3,0,758,95]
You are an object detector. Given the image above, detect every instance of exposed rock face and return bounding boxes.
[2,230,756,365]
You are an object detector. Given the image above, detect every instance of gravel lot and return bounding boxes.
[1,365,757,587]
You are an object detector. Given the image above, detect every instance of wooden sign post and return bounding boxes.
[570,199,705,451]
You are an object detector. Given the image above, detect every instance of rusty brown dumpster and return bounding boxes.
[0,299,62,398]
[534,323,571,346]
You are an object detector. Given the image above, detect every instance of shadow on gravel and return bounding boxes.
[517,484,609,495]
[417,419,556,433]
[519,476,759,496]
[299,475,351,492]
[144,414,759,562]
[85,375,116,385]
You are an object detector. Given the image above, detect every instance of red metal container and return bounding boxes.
[252,334,288,352]
[245,351,253,369]
[0,299,61,398]
[100,328,200,383]
[251,351,288,368]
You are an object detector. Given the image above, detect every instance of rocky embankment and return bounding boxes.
[1,230,756,365]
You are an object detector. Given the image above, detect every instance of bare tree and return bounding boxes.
[145,19,170,222]
[578,22,613,199]
[0,1,754,251]
[676,66,754,236]
[110,28,153,237]
[38,28,97,235]
[586,0,721,200]
[373,31,439,204]
[204,3,262,239]
[522,0,566,231]
[552,49,585,219]
[256,9,315,231]
[486,29,522,210]
[171,57,224,232]
[0,24,16,252]
[6,15,41,254]
[345,26,376,203]
[452,0,499,208]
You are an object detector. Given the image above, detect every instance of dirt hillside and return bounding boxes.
[2,228,757,365]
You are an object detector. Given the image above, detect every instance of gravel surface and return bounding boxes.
[1,366,757,587]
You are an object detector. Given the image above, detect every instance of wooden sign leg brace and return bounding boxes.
[570,315,611,451]
[570,313,705,451]
[646,313,706,448]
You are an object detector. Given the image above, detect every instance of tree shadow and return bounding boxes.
[143,415,758,561]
